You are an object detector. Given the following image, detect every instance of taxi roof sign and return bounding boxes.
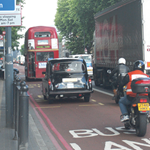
[0,0,16,12]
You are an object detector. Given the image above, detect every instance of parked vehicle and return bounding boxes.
[0,65,19,79]
[19,55,25,65]
[42,58,93,103]
[124,77,150,137]
[93,0,150,88]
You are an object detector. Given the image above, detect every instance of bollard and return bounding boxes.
[13,76,21,140]
[18,81,29,150]
[13,74,17,129]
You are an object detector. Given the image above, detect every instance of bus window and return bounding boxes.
[36,52,54,61]
[34,32,51,37]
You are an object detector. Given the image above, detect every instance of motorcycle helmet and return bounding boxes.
[118,58,126,64]
[133,60,145,72]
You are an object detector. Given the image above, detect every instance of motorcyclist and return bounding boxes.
[118,60,149,122]
[109,58,130,100]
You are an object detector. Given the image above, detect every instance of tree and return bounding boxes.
[0,0,25,50]
[55,0,122,54]
[20,44,24,55]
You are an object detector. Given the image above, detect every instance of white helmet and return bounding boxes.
[118,58,126,64]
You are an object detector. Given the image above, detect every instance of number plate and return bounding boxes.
[88,69,93,71]
[67,83,74,88]
[138,103,149,111]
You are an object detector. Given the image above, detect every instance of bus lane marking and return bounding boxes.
[70,143,81,150]
[69,128,150,150]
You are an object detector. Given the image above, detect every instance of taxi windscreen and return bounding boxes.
[52,61,86,73]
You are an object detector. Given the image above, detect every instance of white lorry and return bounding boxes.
[71,54,93,78]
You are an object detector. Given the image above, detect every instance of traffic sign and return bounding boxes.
[0,0,16,12]
[0,5,21,27]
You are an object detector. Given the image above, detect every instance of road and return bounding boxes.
[14,64,150,150]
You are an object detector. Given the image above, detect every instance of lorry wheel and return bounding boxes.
[102,76,107,88]
[84,94,90,102]
[115,96,119,104]
[136,114,147,137]
[94,79,99,86]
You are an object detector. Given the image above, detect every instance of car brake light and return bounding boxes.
[67,69,71,71]
[48,79,51,85]
[135,80,150,84]
[140,99,147,103]
[89,78,92,83]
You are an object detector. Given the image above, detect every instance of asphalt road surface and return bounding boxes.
[14,63,150,150]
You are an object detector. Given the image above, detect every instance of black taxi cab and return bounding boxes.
[42,58,93,103]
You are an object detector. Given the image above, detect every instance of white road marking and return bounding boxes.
[93,88,113,96]
[70,143,81,150]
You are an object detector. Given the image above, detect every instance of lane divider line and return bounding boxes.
[35,106,60,109]
[93,88,113,96]
[28,92,73,150]
[91,99,96,102]
[99,103,104,105]
[79,104,99,107]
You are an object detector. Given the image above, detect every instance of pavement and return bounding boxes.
[0,77,58,150]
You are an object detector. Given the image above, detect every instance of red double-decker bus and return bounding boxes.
[24,26,59,80]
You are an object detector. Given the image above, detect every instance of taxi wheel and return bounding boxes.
[43,95,47,100]
[84,94,90,102]
[48,96,54,104]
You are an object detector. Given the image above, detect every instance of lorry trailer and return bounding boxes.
[93,0,150,87]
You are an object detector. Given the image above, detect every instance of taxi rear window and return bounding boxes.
[52,61,86,73]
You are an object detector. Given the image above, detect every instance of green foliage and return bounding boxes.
[55,0,122,54]
[0,0,25,50]
[20,44,24,55]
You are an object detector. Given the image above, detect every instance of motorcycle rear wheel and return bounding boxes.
[136,114,147,137]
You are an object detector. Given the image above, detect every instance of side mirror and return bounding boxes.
[107,70,111,74]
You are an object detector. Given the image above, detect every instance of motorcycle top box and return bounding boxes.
[131,78,150,93]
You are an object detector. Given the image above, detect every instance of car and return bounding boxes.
[0,65,19,79]
[42,58,93,103]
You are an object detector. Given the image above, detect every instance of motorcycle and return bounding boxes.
[124,77,150,137]
[107,70,126,104]
[115,85,126,104]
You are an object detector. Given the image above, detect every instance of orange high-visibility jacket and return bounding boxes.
[126,70,149,97]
